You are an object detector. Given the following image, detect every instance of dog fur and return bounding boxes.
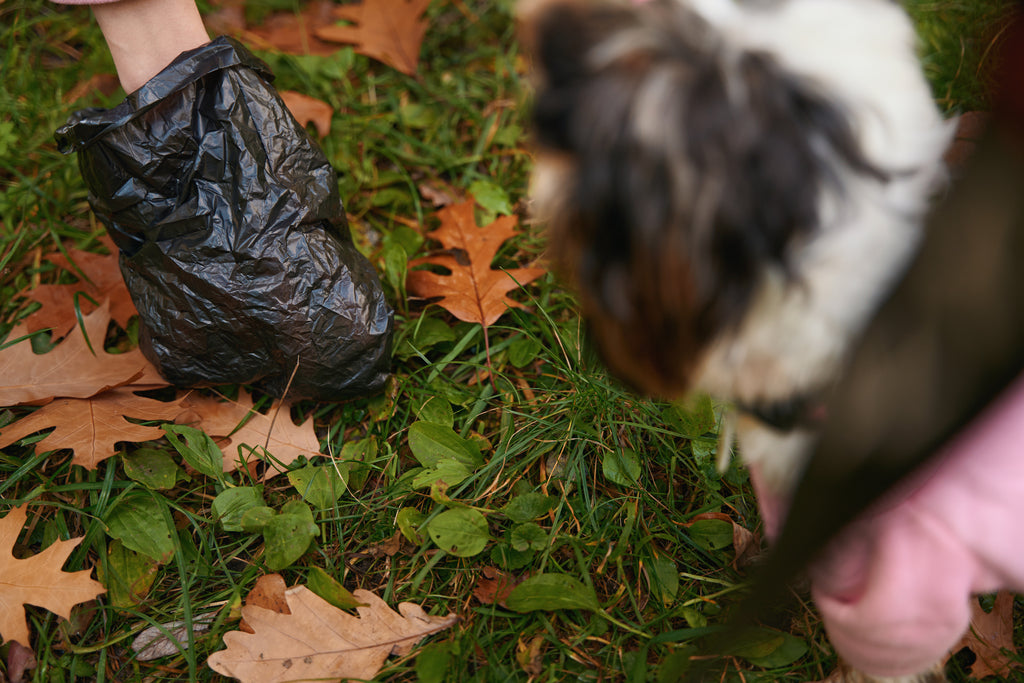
[520,0,954,679]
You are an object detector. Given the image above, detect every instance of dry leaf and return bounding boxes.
[472,566,520,609]
[6,640,36,683]
[280,90,333,138]
[949,591,1018,679]
[132,612,216,661]
[0,505,105,647]
[207,585,458,682]
[0,302,162,406]
[731,520,760,569]
[516,635,545,676]
[178,390,323,479]
[0,388,185,469]
[240,574,290,634]
[418,181,459,208]
[315,0,431,75]
[19,238,136,338]
[683,512,760,568]
[363,531,404,558]
[203,0,246,36]
[406,200,545,327]
[62,73,120,104]
[241,0,341,57]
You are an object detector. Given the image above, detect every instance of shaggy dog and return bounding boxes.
[518,0,957,680]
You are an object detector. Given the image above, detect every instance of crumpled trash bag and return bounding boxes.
[55,36,392,401]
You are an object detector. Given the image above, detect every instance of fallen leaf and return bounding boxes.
[241,0,341,57]
[178,390,324,480]
[364,531,405,558]
[949,591,1018,679]
[203,0,246,36]
[6,640,36,683]
[315,0,431,75]
[19,238,136,337]
[280,90,333,138]
[516,635,545,676]
[240,574,290,634]
[0,388,184,469]
[207,585,458,682]
[132,612,216,661]
[684,512,760,568]
[728,518,760,568]
[62,73,120,104]
[472,566,520,608]
[418,181,459,208]
[0,302,161,406]
[0,505,105,647]
[406,199,545,327]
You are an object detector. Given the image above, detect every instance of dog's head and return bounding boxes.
[521,0,885,399]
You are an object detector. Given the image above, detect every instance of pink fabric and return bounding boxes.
[51,1,123,4]
[753,373,1024,676]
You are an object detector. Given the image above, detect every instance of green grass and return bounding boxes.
[1,1,1021,682]
[907,0,1018,112]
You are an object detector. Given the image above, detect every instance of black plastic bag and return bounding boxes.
[55,37,392,401]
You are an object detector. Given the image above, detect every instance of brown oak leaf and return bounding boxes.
[0,302,164,406]
[280,90,333,138]
[949,591,1018,679]
[239,574,291,635]
[19,238,136,338]
[177,390,323,480]
[240,0,342,57]
[406,199,545,327]
[207,585,457,682]
[0,505,105,647]
[0,388,185,469]
[473,566,520,609]
[315,0,432,75]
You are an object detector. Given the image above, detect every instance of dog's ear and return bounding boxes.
[526,0,883,398]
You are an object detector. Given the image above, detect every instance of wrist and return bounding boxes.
[93,0,209,93]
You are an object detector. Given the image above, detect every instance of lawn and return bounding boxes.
[0,0,1019,681]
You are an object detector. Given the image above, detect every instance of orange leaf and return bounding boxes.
[177,390,323,480]
[315,0,431,75]
[949,591,1019,679]
[280,90,333,138]
[0,302,164,406]
[207,585,457,682]
[0,505,105,647]
[240,0,342,57]
[406,200,545,327]
[19,238,136,338]
[0,388,185,470]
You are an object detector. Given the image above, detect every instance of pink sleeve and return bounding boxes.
[810,373,1024,676]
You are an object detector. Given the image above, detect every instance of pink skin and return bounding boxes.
[91,0,210,93]
[753,374,1024,676]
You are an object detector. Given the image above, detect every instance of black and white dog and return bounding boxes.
[519,0,956,680]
